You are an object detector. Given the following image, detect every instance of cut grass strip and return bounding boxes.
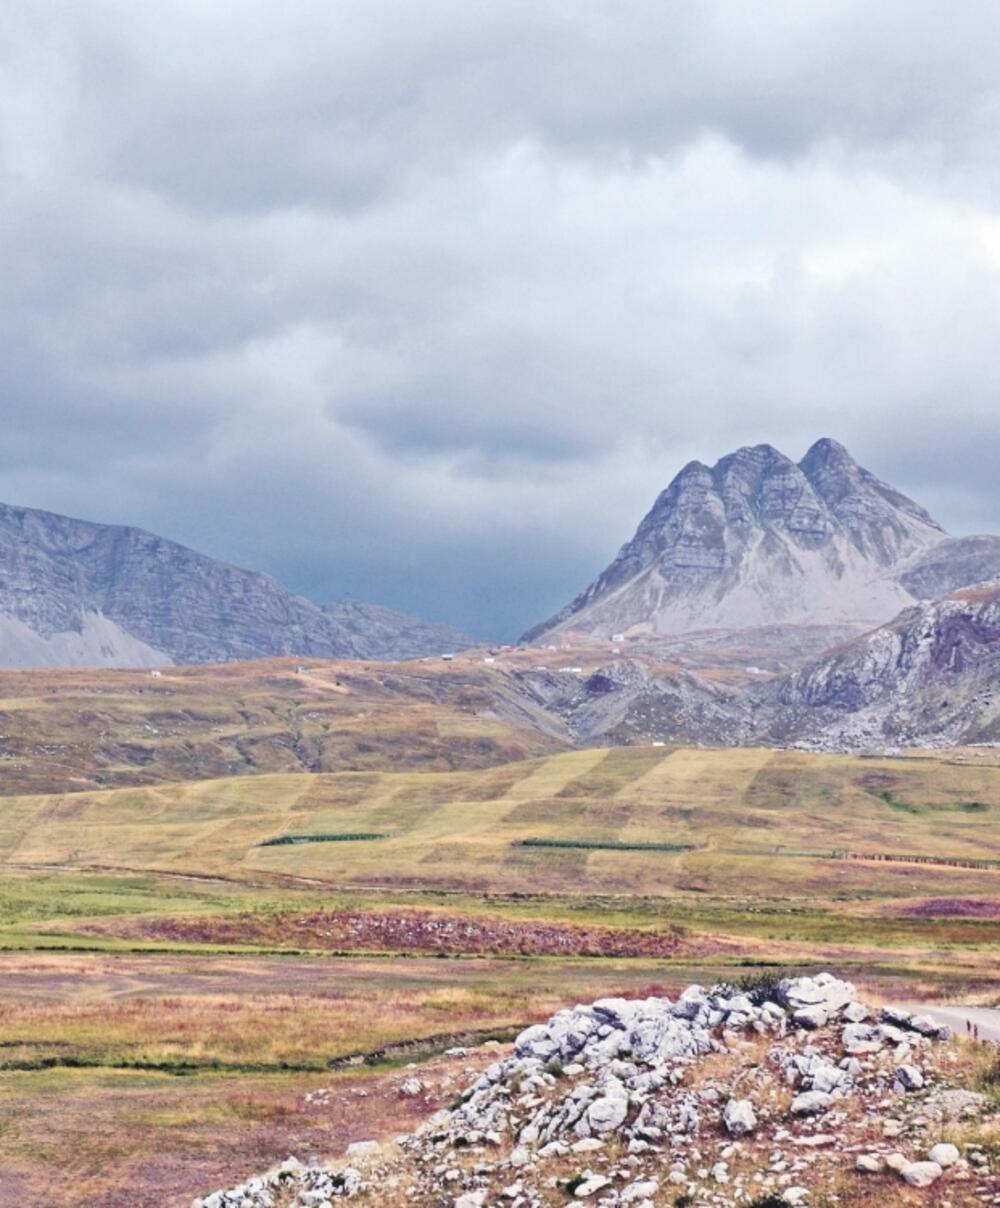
[513,838,694,853]
[258,833,387,847]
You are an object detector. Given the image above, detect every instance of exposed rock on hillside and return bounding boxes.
[194,973,996,1207]
[520,658,750,746]
[0,501,473,668]
[756,583,1000,750]
[524,439,1000,642]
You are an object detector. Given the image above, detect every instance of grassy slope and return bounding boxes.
[0,658,569,795]
[2,745,999,898]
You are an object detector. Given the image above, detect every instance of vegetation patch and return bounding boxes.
[871,789,992,815]
[514,838,695,853]
[258,832,387,847]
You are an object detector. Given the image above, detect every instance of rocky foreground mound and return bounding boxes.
[194,973,998,1208]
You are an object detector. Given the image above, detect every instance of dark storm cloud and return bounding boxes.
[2,1,1000,637]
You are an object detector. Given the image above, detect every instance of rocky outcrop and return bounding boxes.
[193,973,992,1208]
[755,583,1000,750]
[900,535,1000,601]
[0,501,474,667]
[523,439,1000,642]
[521,657,750,746]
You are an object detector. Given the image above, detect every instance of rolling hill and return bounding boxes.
[4,745,999,899]
[0,658,569,795]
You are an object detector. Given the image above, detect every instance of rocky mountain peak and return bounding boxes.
[799,436,943,565]
[524,438,965,643]
[800,436,854,468]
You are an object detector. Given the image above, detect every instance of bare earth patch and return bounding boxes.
[73,907,738,959]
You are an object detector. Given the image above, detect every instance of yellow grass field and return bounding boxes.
[2,745,999,899]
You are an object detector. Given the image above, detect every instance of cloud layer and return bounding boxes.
[3,1,1000,636]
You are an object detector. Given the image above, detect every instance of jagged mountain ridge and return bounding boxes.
[524,438,999,641]
[0,501,473,668]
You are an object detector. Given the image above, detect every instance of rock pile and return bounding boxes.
[193,973,997,1208]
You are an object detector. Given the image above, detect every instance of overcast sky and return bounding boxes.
[3,1,1000,638]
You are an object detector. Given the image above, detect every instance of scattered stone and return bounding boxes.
[573,1172,611,1197]
[621,1179,659,1202]
[723,1098,757,1136]
[571,1138,603,1154]
[790,1091,833,1117]
[793,1005,830,1030]
[191,973,979,1208]
[856,1154,884,1173]
[896,1064,925,1091]
[900,1160,943,1187]
[455,1192,486,1208]
[588,1092,629,1133]
[344,1140,380,1161]
[928,1142,960,1168]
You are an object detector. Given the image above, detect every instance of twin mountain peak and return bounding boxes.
[525,438,1000,641]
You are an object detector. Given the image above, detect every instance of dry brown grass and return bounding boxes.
[0,657,568,797]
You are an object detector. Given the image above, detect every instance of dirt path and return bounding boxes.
[898,1004,1000,1043]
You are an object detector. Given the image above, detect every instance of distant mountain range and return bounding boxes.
[0,501,473,668]
[524,438,1000,641]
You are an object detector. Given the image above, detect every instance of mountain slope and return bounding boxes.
[755,582,1000,750]
[0,501,473,668]
[524,439,980,642]
[322,598,472,661]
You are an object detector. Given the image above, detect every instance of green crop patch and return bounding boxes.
[513,838,694,853]
[258,832,388,847]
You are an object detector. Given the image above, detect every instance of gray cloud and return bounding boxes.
[2,1,1000,637]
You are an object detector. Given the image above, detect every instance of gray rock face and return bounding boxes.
[525,439,951,641]
[756,583,1000,750]
[0,501,474,668]
[900,534,1000,599]
[321,598,474,661]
